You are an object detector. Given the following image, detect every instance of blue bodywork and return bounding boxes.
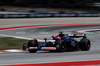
[36,34,77,50]
[37,41,51,50]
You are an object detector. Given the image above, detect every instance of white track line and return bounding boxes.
[0,34,32,40]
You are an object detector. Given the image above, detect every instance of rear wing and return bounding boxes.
[67,34,87,38]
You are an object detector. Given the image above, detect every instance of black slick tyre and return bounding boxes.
[79,39,91,51]
[55,40,66,52]
[28,39,38,53]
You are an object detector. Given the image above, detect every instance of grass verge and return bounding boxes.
[0,37,42,50]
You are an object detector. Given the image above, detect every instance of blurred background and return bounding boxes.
[0,0,100,14]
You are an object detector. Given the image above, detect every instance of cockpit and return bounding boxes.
[52,34,70,40]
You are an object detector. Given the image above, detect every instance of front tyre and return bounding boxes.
[55,40,66,52]
[28,39,38,53]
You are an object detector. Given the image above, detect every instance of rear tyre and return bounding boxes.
[55,40,66,52]
[28,39,38,53]
[79,39,91,51]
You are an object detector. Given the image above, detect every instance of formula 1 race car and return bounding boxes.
[23,32,91,53]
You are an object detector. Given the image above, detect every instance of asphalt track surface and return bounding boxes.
[0,24,100,65]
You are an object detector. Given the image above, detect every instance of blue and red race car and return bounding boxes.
[23,32,91,53]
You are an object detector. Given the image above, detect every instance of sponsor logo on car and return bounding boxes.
[41,47,56,50]
[29,47,37,49]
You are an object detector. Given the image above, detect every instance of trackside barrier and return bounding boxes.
[0,13,100,18]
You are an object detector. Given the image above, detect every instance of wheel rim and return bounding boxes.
[61,42,66,52]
